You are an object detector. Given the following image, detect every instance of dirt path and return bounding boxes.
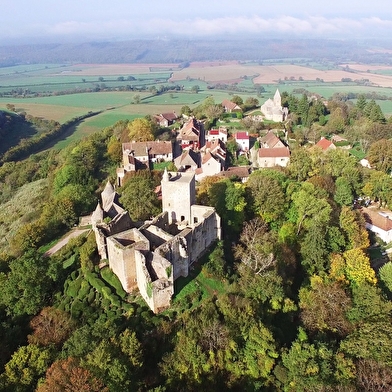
[44,228,90,257]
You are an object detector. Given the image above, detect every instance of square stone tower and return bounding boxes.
[161,169,196,225]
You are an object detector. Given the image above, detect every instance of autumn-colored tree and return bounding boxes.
[299,275,352,337]
[37,357,108,392]
[355,359,392,392]
[28,307,75,348]
[234,217,277,275]
[343,249,377,287]
[339,206,369,250]
[127,118,155,142]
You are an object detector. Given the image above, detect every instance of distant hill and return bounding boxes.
[0,38,389,66]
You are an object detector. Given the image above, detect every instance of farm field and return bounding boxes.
[2,61,392,147]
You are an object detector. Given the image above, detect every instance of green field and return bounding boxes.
[2,61,392,148]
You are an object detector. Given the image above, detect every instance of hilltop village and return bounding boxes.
[92,90,293,312]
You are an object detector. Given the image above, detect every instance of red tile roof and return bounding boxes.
[315,137,334,151]
[235,132,249,140]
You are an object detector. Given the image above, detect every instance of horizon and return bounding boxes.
[2,0,392,45]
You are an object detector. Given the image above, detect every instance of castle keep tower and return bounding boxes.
[161,169,196,225]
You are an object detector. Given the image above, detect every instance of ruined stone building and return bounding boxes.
[91,170,221,313]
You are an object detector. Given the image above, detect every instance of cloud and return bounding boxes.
[20,15,392,41]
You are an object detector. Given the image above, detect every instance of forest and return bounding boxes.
[1,91,392,391]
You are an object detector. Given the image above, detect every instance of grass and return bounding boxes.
[0,179,48,252]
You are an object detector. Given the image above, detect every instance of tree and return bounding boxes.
[378,262,392,294]
[1,344,53,391]
[339,206,369,250]
[37,357,108,392]
[127,118,154,142]
[231,95,243,106]
[342,249,377,287]
[299,275,352,337]
[367,139,392,173]
[28,307,75,348]
[288,148,312,181]
[132,94,141,104]
[191,85,200,93]
[120,174,160,221]
[234,217,277,275]
[0,250,52,316]
[247,170,287,224]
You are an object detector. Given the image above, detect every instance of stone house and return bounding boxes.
[117,141,173,186]
[174,149,200,172]
[260,130,286,149]
[258,147,290,168]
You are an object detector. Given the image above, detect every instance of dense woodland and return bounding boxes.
[2,93,392,391]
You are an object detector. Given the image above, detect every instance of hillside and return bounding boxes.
[0,38,385,65]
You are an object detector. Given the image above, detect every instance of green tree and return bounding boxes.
[367,139,392,173]
[0,344,53,392]
[379,262,392,294]
[334,177,353,206]
[120,174,160,221]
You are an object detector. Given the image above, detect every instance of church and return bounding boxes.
[260,89,288,122]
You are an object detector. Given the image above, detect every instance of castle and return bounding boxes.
[91,169,221,313]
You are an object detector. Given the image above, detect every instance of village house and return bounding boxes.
[234,131,250,152]
[363,208,392,244]
[206,127,228,143]
[315,137,336,151]
[117,140,173,186]
[260,130,286,149]
[153,111,178,127]
[258,147,290,168]
[222,99,242,113]
[91,171,221,313]
[177,117,204,150]
[260,89,288,122]
[219,166,252,183]
[174,149,200,172]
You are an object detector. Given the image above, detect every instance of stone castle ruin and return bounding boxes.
[91,169,221,313]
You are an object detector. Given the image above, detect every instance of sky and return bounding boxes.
[2,0,392,44]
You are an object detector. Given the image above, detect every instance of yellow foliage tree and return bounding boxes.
[344,248,377,286]
[127,118,155,142]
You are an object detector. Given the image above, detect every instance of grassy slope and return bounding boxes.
[0,179,48,252]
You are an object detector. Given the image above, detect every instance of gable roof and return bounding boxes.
[363,208,392,232]
[177,118,200,141]
[222,99,241,111]
[258,147,290,158]
[219,166,251,179]
[123,141,172,157]
[174,149,200,167]
[260,131,283,148]
[315,137,335,151]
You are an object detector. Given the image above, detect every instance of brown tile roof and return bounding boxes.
[222,100,241,111]
[160,112,177,121]
[363,208,392,232]
[258,147,290,158]
[219,166,251,179]
[260,131,282,148]
[177,118,200,141]
[122,141,172,156]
